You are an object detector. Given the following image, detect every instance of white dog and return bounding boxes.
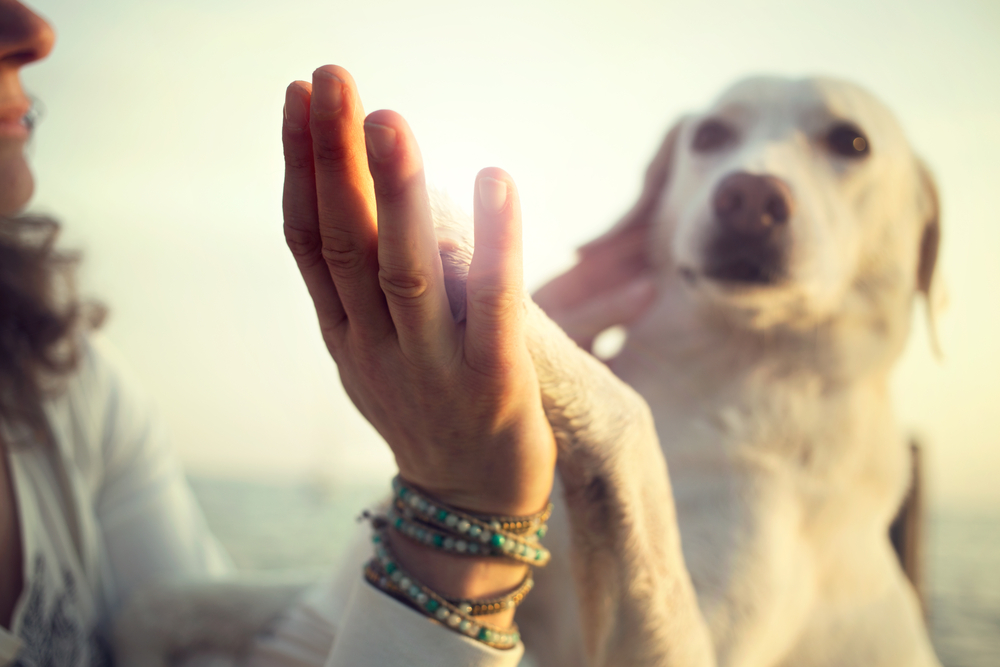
[115,76,942,667]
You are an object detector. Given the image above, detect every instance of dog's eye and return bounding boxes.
[692,119,734,152]
[826,123,870,158]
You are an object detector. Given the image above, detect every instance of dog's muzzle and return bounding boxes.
[703,171,793,285]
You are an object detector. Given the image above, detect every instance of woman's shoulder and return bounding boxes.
[42,333,161,490]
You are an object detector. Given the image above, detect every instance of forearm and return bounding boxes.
[525,301,716,667]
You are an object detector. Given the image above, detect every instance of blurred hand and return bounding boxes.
[532,228,656,353]
[281,66,555,518]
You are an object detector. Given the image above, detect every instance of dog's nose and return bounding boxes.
[713,172,794,236]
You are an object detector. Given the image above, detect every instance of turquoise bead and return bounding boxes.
[426,599,439,612]
[385,562,397,574]
[437,509,449,522]
[479,628,491,641]
[491,534,505,548]
[433,534,444,547]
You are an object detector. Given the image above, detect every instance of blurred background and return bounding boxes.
[20,0,1000,664]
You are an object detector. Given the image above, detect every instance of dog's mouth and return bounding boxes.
[681,259,786,290]
[687,233,788,288]
[703,258,784,285]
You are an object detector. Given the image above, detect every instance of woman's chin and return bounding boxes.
[0,150,34,216]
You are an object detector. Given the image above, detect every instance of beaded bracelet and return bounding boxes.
[367,529,521,650]
[448,572,534,616]
[390,481,552,566]
[392,476,552,538]
[387,506,551,566]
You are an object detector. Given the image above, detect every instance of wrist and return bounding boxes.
[385,529,527,628]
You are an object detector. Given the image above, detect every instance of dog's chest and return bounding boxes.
[609,342,914,662]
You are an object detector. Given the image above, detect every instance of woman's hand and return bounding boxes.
[281,65,555,521]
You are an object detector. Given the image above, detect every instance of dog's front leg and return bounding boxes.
[522,301,714,667]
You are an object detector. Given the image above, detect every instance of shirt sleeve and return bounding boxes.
[245,522,525,667]
[76,335,232,611]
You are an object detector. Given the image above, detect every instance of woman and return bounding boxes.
[0,1,560,664]
[1,3,231,664]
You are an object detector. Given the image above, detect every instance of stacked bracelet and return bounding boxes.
[363,476,553,650]
[366,529,522,650]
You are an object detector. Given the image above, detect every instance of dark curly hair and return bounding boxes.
[0,215,105,433]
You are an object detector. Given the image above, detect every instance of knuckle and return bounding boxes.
[283,149,314,172]
[468,285,522,319]
[378,266,431,302]
[311,135,359,174]
[283,224,321,259]
[320,239,368,277]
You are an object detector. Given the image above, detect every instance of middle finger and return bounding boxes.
[310,65,393,338]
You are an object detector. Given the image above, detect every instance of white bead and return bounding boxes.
[459,620,471,632]
[455,540,468,553]
[468,525,482,537]
[408,495,421,508]
[435,607,450,621]
[390,571,403,583]
[416,593,429,605]
[456,520,471,533]
[443,537,455,550]
[444,514,459,528]
[426,505,437,516]
[502,539,516,552]
[399,578,411,590]
[459,604,472,615]
[446,614,462,627]
[468,543,480,554]
[466,623,480,637]
[479,531,492,543]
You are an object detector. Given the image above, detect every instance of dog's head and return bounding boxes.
[585,77,940,348]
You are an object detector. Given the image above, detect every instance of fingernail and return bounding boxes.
[284,87,308,131]
[313,69,344,114]
[364,122,397,159]
[478,177,508,214]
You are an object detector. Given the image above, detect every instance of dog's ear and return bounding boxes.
[577,119,686,269]
[532,119,684,351]
[915,160,944,358]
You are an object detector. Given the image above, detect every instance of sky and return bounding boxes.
[20,0,1000,510]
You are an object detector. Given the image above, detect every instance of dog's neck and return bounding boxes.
[612,278,913,521]
[618,276,913,391]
